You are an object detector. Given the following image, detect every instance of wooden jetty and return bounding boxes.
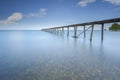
[41,18,120,41]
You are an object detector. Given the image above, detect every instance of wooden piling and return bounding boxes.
[74,26,77,38]
[90,24,94,41]
[84,25,86,38]
[60,28,63,35]
[101,24,104,41]
[55,29,56,34]
[56,28,58,35]
[62,27,64,34]
[67,27,69,37]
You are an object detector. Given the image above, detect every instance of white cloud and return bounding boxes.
[104,0,120,5]
[27,8,47,17]
[78,0,96,7]
[39,9,47,16]
[0,12,23,25]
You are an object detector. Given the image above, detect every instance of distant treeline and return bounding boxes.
[109,23,120,31]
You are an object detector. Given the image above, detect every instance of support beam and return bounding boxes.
[74,26,77,38]
[101,24,104,41]
[90,24,94,41]
[84,25,86,38]
[67,27,69,37]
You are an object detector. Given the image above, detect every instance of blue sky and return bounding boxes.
[0,0,120,30]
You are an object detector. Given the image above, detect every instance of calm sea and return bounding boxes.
[0,30,120,80]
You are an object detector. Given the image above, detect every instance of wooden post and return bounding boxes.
[60,28,63,35]
[55,29,56,34]
[49,29,50,33]
[101,24,104,41]
[74,26,77,38]
[62,27,64,34]
[56,29,58,35]
[84,25,86,38]
[58,28,60,35]
[67,27,69,37]
[90,24,94,41]
[52,29,53,33]
[53,29,55,34]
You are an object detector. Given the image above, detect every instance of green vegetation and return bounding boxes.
[109,23,120,31]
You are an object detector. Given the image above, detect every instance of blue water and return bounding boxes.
[0,30,120,80]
